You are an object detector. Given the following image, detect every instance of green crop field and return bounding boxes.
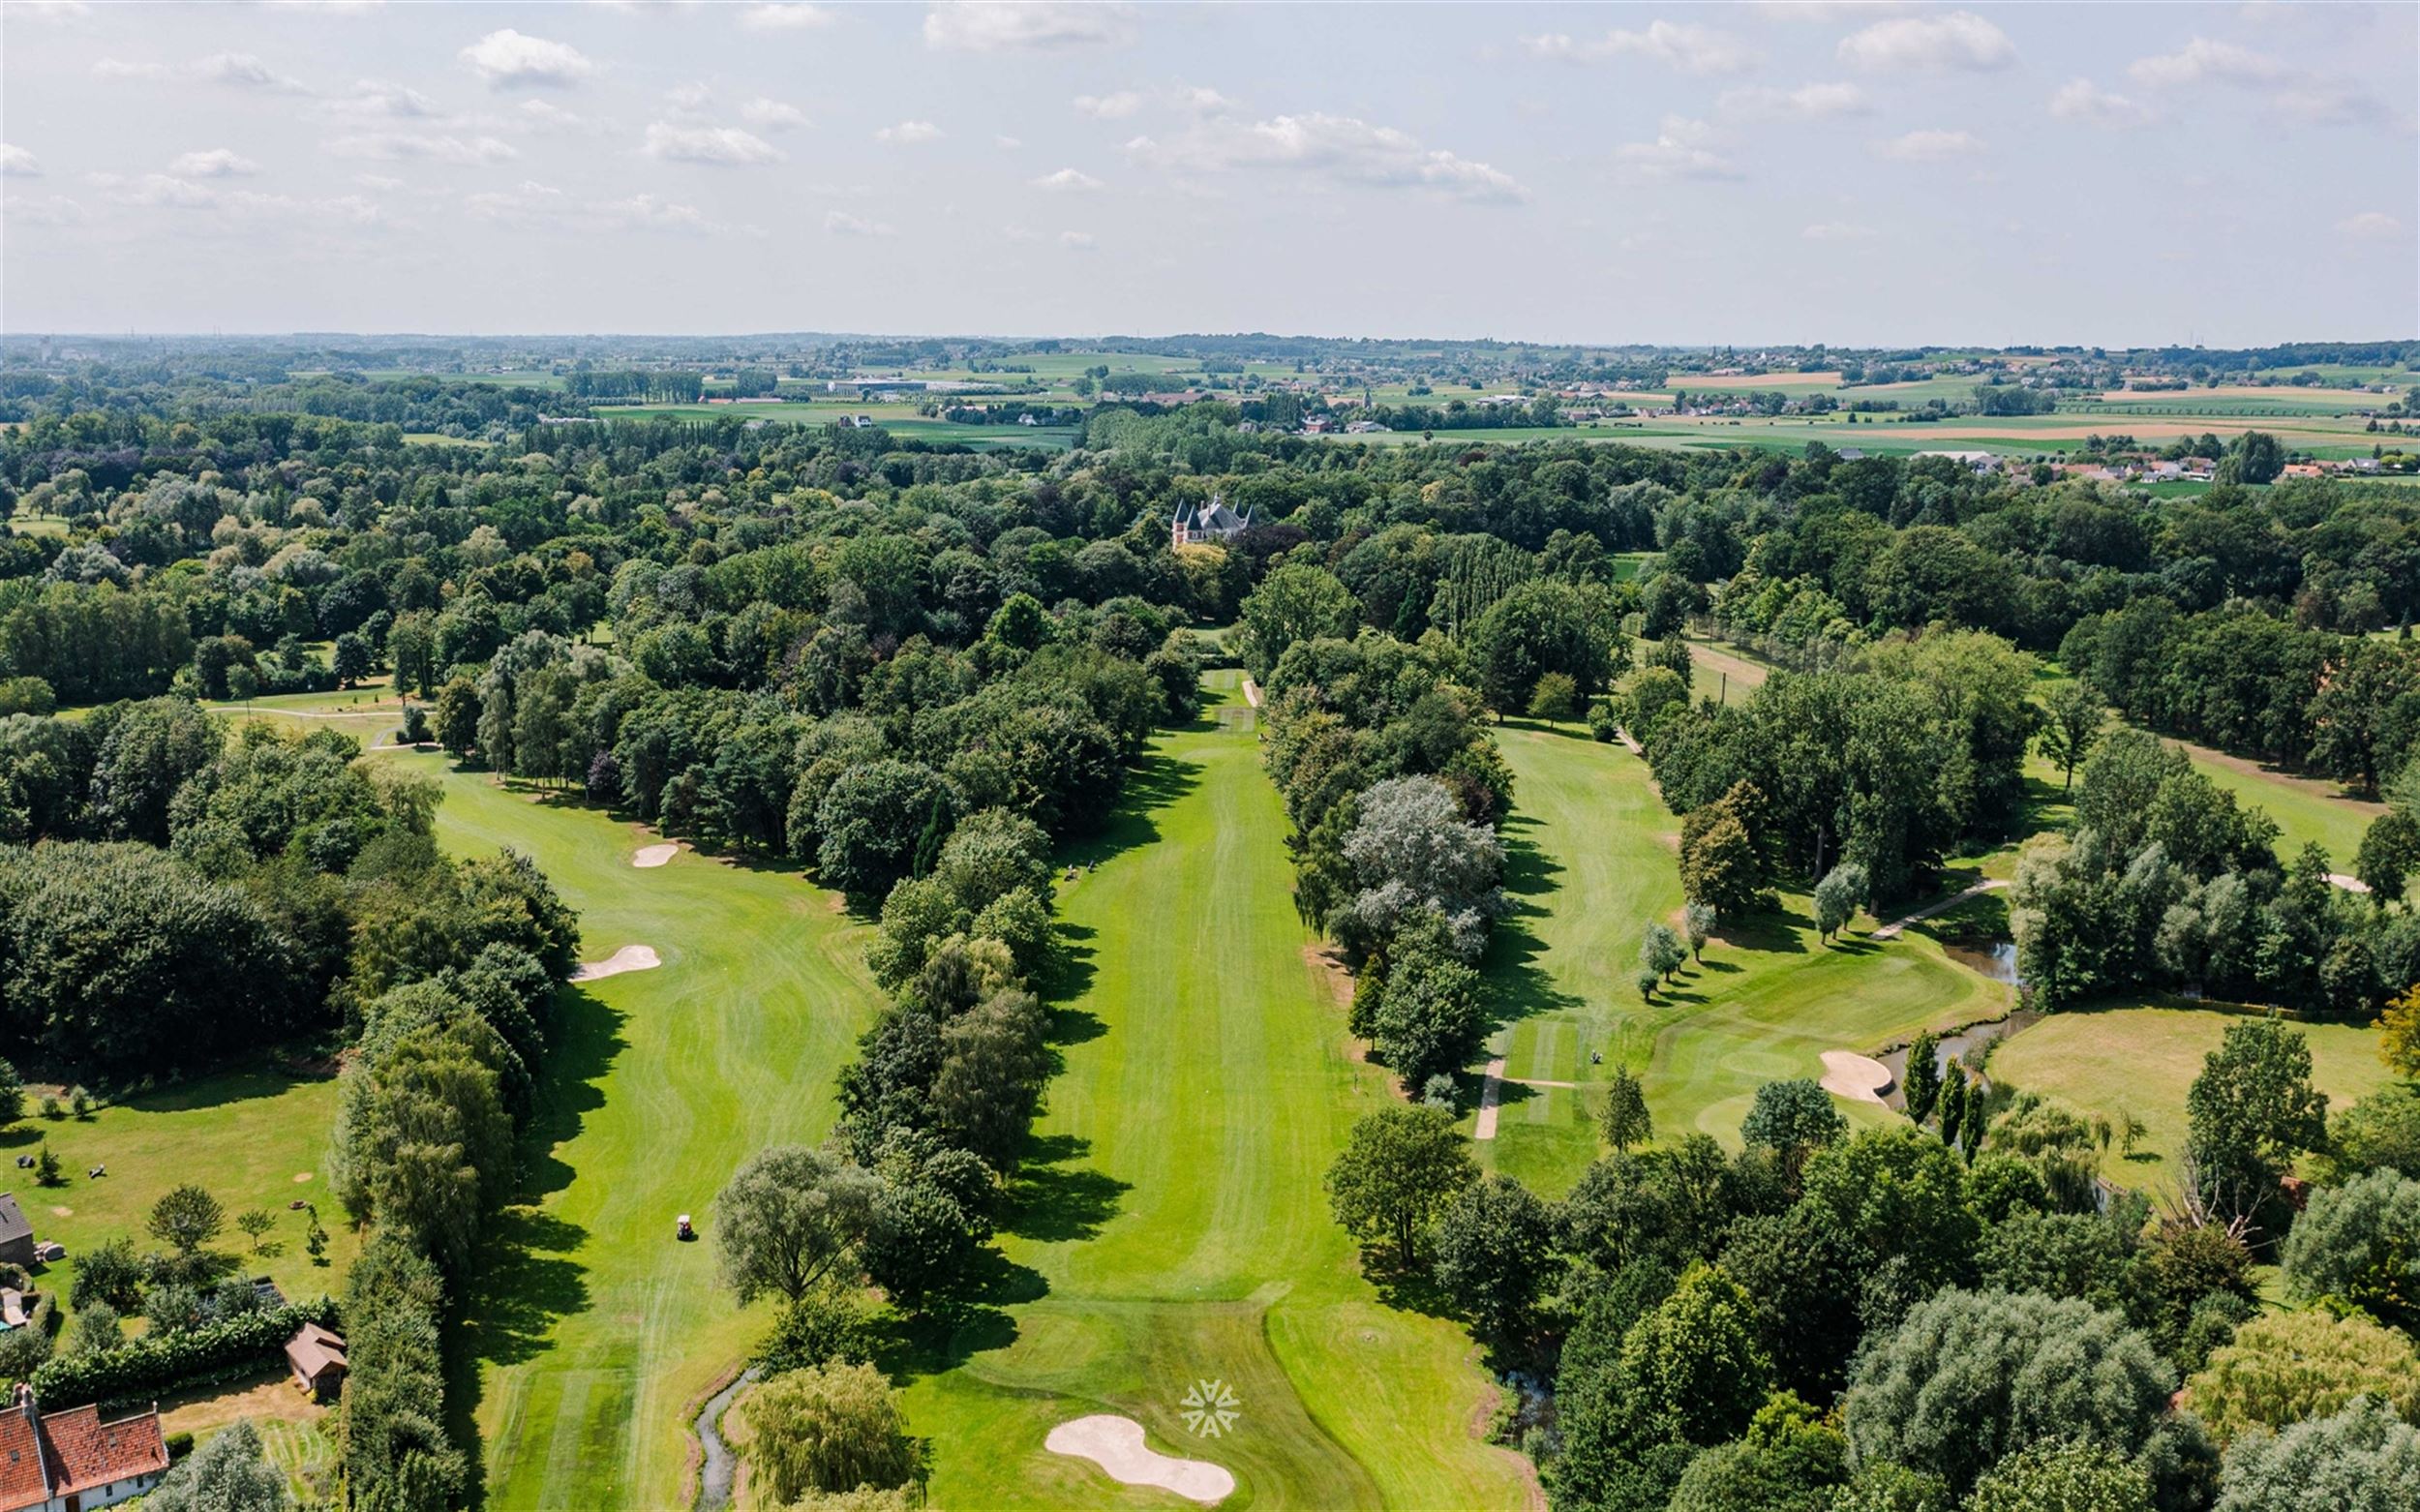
[1991,1003,2391,1195]
[1479,722,2005,1196]
[903,674,1534,1511]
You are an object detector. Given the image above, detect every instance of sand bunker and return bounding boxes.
[632,843,679,868]
[1045,1415,1234,1504]
[572,945,661,983]
[1820,1050,1894,1105]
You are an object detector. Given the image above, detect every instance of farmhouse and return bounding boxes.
[0,1386,168,1512]
[0,1197,30,1270]
[1170,494,1251,548]
[285,1321,348,1401]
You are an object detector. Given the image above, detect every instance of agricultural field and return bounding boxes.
[905,675,1533,1510]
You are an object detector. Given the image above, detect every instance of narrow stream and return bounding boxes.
[694,1365,761,1511]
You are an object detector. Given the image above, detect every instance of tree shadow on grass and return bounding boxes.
[1361,1251,1465,1323]
[880,1244,1046,1380]
[447,982,627,1503]
[1478,818,1582,1041]
[1718,905,1812,956]
[998,1134,1129,1245]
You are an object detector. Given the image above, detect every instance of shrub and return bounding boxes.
[31,1298,337,1407]
[2184,1309,2420,1442]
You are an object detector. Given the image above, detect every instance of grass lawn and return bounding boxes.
[382,751,886,1508]
[6,1065,359,1326]
[1480,720,2006,1196]
[901,674,1533,1510]
[1990,1003,2394,1197]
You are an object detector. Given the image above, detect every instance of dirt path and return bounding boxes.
[1683,640,1770,696]
[1612,726,1645,756]
[1473,1058,1507,1140]
[692,1366,759,1511]
[1241,678,1262,708]
[1870,879,2007,941]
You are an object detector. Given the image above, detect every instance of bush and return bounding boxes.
[2184,1309,2420,1442]
[744,1362,921,1504]
[2282,1168,2420,1332]
[2214,1396,2420,1511]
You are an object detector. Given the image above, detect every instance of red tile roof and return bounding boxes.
[0,1389,169,1511]
[44,1402,169,1497]
[0,1407,45,1512]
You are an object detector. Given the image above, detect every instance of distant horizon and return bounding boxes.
[11,329,2415,353]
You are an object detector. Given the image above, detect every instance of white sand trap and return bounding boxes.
[632,843,679,868]
[1820,1050,1894,1105]
[1045,1415,1234,1504]
[573,945,661,983]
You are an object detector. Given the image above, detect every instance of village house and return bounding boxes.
[0,1198,31,1271]
[0,1385,168,1512]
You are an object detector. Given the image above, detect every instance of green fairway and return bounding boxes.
[1480,721,2006,1195]
[391,754,885,1508]
[2163,736,2385,866]
[902,675,1533,1511]
[1991,1003,2392,1195]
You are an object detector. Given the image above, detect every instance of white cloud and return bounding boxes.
[169,148,261,178]
[924,3,1137,51]
[94,52,314,94]
[1003,223,1040,241]
[328,132,518,166]
[740,98,811,131]
[459,30,594,89]
[1175,85,1236,115]
[463,178,567,222]
[1874,128,1985,162]
[0,144,41,178]
[1801,220,1876,241]
[996,135,1023,150]
[594,194,726,232]
[641,122,785,165]
[2337,211,2403,239]
[326,79,439,119]
[1129,111,1527,204]
[520,100,600,133]
[665,81,715,113]
[3,196,86,227]
[1838,12,2014,73]
[1073,91,1141,120]
[1615,115,1742,182]
[738,4,833,31]
[1718,80,1870,118]
[2128,37,2391,128]
[2129,38,2284,89]
[469,181,743,235]
[825,208,894,236]
[1522,21,1757,76]
[351,173,406,192]
[1033,166,1104,191]
[2049,78,2155,129]
[1060,229,1097,249]
[876,119,943,144]
[88,172,220,209]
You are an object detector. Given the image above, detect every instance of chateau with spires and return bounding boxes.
[1171,493,1251,548]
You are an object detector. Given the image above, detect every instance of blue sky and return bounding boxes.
[3,2,2413,345]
